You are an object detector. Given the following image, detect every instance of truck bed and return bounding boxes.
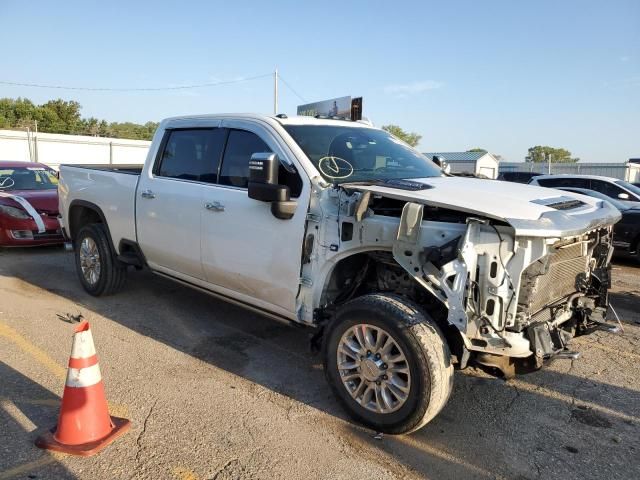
[59,164,143,174]
[58,164,140,251]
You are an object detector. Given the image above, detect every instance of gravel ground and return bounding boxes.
[0,247,638,480]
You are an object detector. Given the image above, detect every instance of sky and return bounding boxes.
[0,0,638,162]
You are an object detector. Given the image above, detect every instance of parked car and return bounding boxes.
[556,186,640,261]
[58,114,620,434]
[497,171,541,183]
[529,174,640,205]
[0,161,64,246]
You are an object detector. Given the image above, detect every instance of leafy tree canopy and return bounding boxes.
[0,97,158,140]
[381,124,422,147]
[526,145,579,163]
[467,148,487,153]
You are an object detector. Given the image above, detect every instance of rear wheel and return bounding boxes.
[324,294,454,434]
[75,223,126,296]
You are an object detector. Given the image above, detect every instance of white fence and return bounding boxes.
[499,161,640,182]
[0,129,151,169]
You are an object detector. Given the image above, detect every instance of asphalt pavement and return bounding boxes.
[1,246,639,480]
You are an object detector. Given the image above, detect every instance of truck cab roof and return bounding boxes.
[160,113,372,129]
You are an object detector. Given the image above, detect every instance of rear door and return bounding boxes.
[136,126,226,280]
[200,120,309,316]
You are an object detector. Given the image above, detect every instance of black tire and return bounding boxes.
[324,294,454,434]
[74,223,126,296]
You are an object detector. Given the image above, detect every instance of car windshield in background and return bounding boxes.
[616,180,640,198]
[284,125,442,184]
[0,167,58,191]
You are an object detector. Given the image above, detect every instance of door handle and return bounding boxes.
[141,189,156,199]
[205,201,225,212]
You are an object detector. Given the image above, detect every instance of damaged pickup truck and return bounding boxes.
[58,114,621,434]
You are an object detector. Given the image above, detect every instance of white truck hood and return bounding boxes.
[344,177,621,238]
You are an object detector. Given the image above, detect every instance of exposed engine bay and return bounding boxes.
[298,182,619,377]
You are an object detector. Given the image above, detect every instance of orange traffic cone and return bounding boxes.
[35,320,130,456]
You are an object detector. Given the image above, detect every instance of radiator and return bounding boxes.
[518,242,589,317]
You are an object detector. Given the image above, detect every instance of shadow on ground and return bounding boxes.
[2,247,639,480]
[0,361,75,479]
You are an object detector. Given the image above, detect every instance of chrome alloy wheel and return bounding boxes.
[79,237,101,286]
[337,324,411,414]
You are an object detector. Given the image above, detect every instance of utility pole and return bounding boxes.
[274,67,279,115]
[34,120,39,163]
[25,127,33,162]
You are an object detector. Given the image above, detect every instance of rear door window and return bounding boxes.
[156,128,226,182]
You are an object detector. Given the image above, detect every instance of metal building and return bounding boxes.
[423,151,500,179]
[499,160,640,183]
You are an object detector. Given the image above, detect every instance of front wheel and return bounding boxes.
[75,223,126,296]
[324,294,454,434]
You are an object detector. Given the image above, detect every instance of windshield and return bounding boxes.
[283,125,442,184]
[0,166,58,191]
[615,180,640,198]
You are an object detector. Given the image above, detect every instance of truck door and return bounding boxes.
[136,127,226,280]
[200,121,309,317]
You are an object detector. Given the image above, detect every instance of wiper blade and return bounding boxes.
[341,179,433,191]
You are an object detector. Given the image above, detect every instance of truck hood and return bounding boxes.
[344,177,621,238]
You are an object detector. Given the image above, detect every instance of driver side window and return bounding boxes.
[218,129,302,197]
[590,180,627,199]
[219,130,269,189]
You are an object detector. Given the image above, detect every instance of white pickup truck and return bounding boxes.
[59,114,621,434]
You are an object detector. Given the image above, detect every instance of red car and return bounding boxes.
[0,161,64,246]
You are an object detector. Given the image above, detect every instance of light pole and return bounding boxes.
[273,67,279,115]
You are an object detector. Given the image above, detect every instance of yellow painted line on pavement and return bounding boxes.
[0,454,60,480]
[0,396,58,407]
[0,321,128,417]
[401,438,507,479]
[0,395,126,417]
[585,341,640,361]
[509,378,640,424]
[0,398,38,432]
[0,322,66,379]
[172,466,200,480]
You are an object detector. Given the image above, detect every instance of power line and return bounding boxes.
[278,75,307,103]
[0,73,273,92]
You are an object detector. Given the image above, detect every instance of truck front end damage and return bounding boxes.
[306,179,621,377]
[393,201,616,376]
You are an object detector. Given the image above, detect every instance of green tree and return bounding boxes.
[40,99,82,133]
[467,148,487,153]
[526,146,579,163]
[0,97,158,140]
[381,124,422,147]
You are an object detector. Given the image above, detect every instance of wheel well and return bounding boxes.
[68,204,103,242]
[321,251,463,360]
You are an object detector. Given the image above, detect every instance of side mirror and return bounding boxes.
[618,192,630,200]
[248,152,297,220]
[432,155,450,174]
